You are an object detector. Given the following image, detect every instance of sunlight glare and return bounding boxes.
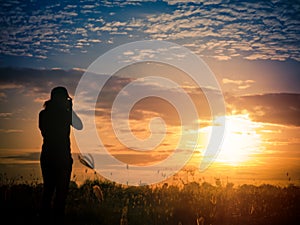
[217,114,262,165]
[197,114,263,166]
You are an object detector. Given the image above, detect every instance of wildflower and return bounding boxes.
[93,185,104,203]
[249,204,254,215]
[120,217,128,225]
[197,216,205,225]
[210,194,217,205]
[120,206,128,225]
[215,178,221,187]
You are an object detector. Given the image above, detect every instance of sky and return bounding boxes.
[0,0,299,186]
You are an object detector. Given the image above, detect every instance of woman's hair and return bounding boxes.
[44,86,70,108]
[51,86,70,100]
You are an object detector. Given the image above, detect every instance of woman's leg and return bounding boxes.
[53,164,72,223]
[40,163,56,222]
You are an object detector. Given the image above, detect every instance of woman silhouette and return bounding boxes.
[39,86,82,224]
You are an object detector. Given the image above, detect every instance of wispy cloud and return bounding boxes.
[0,129,23,133]
[0,0,299,62]
[1,67,298,128]
[223,78,255,89]
[227,93,300,126]
[0,67,83,97]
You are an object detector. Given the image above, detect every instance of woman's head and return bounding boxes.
[50,86,70,101]
[44,86,72,110]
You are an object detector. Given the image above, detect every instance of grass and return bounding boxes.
[0,174,300,225]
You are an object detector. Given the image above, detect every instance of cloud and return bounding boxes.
[0,151,40,164]
[0,112,12,119]
[0,83,23,90]
[0,0,299,62]
[222,78,255,89]
[0,67,208,129]
[111,152,171,166]
[0,92,7,102]
[227,93,300,126]
[0,67,83,97]
[0,129,23,133]
[2,67,297,130]
[138,1,300,61]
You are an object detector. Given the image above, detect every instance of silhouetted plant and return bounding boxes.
[1,173,299,225]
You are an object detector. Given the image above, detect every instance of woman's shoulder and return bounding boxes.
[39,109,48,119]
[39,109,45,115]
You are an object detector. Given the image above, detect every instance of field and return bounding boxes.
[1,175,299,225]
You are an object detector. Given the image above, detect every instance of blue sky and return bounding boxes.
[1,0,299,69]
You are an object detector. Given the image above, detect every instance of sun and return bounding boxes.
[216,114,262,165]
[197,114,263,166]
